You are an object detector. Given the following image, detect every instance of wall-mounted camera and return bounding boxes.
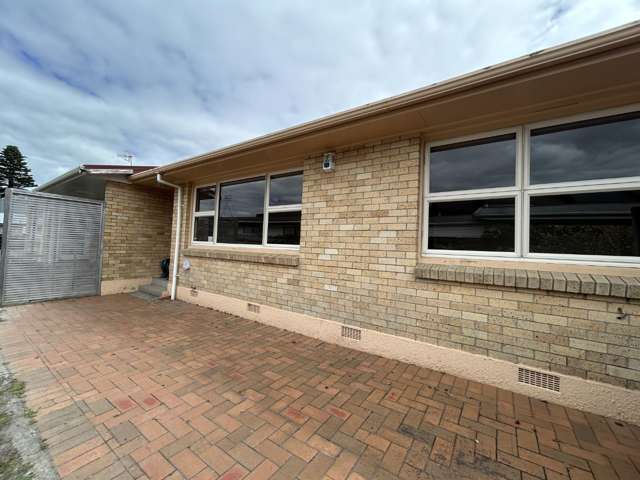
[322,152,336,172]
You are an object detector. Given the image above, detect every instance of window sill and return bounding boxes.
[183,247,299,267]
[415,262,640,299]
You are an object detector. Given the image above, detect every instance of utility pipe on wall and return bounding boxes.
[156,174,182,301]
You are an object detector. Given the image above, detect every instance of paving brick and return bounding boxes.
[198,444,235,474]
[219,464,249,480]
[229,443,265,470]
[139,452,176,480]
[245,459,278,480]
[111,421,141,445]
[87,398,115,416]
[254,440,291,467]
[172,448,207,478]
[518,428,539,452]
[325,450,358,480]
[0,295,636,480]
[497,451,545,478]
[298,452,334,480]
[308,434,342,458]
[139,420,169,442]
[283,437,318,462]
[429,437,453,467]
[568,468,595,480]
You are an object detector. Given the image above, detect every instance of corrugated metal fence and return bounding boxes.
[0,189,104,305]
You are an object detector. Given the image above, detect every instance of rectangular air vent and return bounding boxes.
[247,303,260,313]
[341,326,361,341]
[518,367,560,392]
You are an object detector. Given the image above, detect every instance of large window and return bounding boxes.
[424,107,640,263]
[192,171,302,247]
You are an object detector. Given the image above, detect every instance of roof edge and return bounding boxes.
[35,166,85,192]
[131,20,640,182]
[37,164,157,192]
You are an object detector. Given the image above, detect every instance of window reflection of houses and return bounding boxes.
[429,204,514,240]
[218,214,264,244]
[429,196,640,256]
[530,199,640,256]
[267,211,301,244]
[428,200,515,252]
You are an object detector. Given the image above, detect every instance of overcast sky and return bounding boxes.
[1,1,639,185]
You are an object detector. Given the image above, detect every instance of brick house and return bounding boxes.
[37,164,173,295]
[130,23,640,423]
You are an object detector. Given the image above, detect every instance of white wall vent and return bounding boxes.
[518,367,560,392]
[247,303,260,314]
[341,326,362,341]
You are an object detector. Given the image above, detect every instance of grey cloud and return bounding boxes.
[0,0,639,184]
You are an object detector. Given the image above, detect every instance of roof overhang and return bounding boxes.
[37,164,157,192]
[36,164,158,200]
[132,21,640,186]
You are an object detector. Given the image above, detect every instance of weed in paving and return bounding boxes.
[0,448,34,480]
[9,379,26,397]
[0,375,35,480]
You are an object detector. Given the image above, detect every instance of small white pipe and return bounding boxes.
[156,174,181,301]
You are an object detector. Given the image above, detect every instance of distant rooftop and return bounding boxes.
[35,163,158,201]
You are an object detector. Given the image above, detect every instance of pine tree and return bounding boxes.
[0,145,36,192]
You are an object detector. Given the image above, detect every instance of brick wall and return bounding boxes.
[102,181,173,281]
[173,136,640,391]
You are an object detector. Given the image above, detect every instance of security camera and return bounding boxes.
[322,152,335,172]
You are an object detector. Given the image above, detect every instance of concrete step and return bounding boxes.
[138,282,168,298]
[130,291,160,302]
[152,277,169,288]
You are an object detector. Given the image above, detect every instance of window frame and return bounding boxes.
[192,185,217,243]
[423,104,640,265]
[191,168,303,250]
[423,127,523,259]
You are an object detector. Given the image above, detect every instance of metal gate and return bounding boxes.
[0,189,104,305]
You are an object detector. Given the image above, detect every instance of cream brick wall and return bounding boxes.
[171,136,640,391]
[102,181,173,281]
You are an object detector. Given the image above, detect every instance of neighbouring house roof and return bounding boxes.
[131,20,640,186]
[36,164,157,200]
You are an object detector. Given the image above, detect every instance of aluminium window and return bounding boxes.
[192,170,302,248]
[424,106,640,263]
[266,172,303,245]
[217,177,266,245]
[193,185,216,242]
[425,129,522,257]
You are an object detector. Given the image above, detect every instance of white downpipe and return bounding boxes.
[156,174,181,301]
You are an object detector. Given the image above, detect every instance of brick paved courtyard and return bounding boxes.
[0,295,639,480]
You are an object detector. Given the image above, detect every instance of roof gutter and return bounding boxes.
[156,174,181,301]
[35,166,87,192]
[131,20,640,182]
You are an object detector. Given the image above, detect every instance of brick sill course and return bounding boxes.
[183,247,299,267]
[415,263,640,299]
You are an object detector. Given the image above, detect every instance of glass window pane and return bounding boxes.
[428,198,515,252]
[217,177,265,244]
[193,216,214,242]
[530,112,640,184]
[270,172,303,206]
[530,190,640,257]
[267,211,301,245]
[195,186,216,212]
[429,134,516,193]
